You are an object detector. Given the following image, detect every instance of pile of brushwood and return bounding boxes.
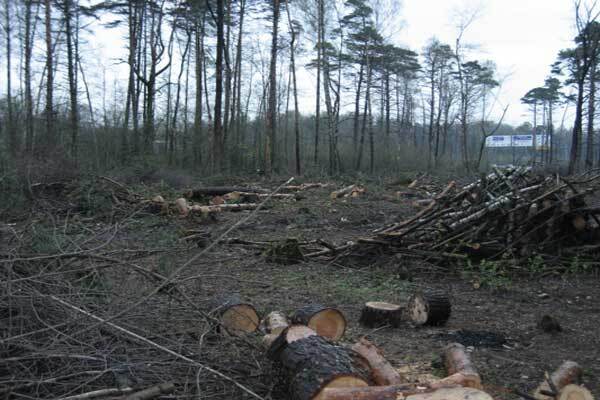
[331,167,600,268]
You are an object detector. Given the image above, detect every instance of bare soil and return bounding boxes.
[2,177,599,399]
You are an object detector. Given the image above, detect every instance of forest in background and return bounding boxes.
[0,0,600,182]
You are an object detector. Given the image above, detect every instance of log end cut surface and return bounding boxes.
[313,376,370,400]
[408,291,451,326]
[308,309,346,340]
[558,385,594,400]
[221,304,259,335]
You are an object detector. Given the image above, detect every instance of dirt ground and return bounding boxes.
[2,176,599,399]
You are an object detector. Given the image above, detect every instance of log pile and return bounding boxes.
[345,167,600,265]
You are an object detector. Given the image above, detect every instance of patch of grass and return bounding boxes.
[566,256,592,274]
[27,225,71,254]
[330,270,414,304]
[462,259,511,290]
[127,216,179,248]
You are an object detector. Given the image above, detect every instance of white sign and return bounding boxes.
[485,135,512,147]
[485,134,551,149]
[512,135,533,147]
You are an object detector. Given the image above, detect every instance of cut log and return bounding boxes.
[534,361,583,400]
[283,183,329,191]
[174,198,189,216]
[438,343,482,389]
[261,311,289,336]
[319,386,491,400]
[223,191,297,203]
[265,325,317,355]
[189,203,258,214]
[208,295,259,336]
[185,186,268,198]
[359,302,403,328]
[330,184,365,199]
[291,305,346,340]
[407,387,493,400]
[273,334,370,400]
[407,290,451,326]
[557,385,594,400]
[351,338,403,385]
[123,383,175,400]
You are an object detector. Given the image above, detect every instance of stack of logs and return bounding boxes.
[210,298,593,400]
[355,167,600,265]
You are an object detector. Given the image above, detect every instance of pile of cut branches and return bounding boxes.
[320,167,600,268]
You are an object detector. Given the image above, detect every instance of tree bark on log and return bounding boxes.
[330,185,365,199]
[270,334,370,400]
[265,325,317,356]
[190,203,258,213]
[438,343,482,389]
[351,338,403,385]
[208,295,260,336]
[359,302,403,328]
[407,290,451,326]
[291,305,346,340]
[185,186,268,198]
[319,386,492,400]
[123,383,175,400]
[534,361,583,400]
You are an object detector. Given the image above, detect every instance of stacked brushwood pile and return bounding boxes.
[346,167,600,266]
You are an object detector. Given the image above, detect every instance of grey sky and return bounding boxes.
[396,0,575,125]
[5,0,576,128]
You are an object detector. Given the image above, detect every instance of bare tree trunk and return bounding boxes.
[314,0,322,166]
[368,75,374,174]
[194,15,205,167]
[64,0,79,159]
[586,59,596,169]
[44,0,54,153]
[285,2,301,175]
[427,63,436,170]
[353,63,364,158]
[24,0,34,155]
[569,78,585,174]
[170,30,191,165]
[223,0,232,149]
[356,59,371,170]
[265,0,280,175]
[230,0,246,168]
[213,0,225,171]
[5,0,17,156]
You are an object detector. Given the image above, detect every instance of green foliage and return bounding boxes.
[462,259,511,290]
[566,256,592,274]
[526,255,546,276]
[27,225,70,254]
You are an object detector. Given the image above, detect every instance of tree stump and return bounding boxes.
[407,290,451,326]
[291,305,346,340]
[208,295,260,336]
[359,302,403,328]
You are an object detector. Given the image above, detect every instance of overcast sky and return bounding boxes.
[395,0,576,125]
[35,0,581,128]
